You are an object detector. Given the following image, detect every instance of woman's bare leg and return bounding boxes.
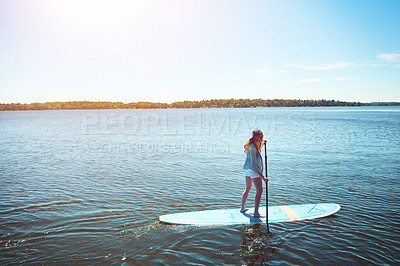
[253,177,263,217]
[241,176,253,212]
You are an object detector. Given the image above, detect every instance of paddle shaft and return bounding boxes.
[264,142,270,232]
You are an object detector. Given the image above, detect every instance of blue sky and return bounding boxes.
[0,0,399,103]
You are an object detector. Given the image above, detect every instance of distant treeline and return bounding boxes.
[361,102,400,106]
[0,99,398,111]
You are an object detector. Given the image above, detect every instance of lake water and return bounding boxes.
[0,106,399,265]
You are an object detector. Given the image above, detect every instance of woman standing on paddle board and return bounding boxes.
[241,129,268,218]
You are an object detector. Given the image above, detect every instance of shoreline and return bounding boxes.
[1,105,398,112]
[2,99,398,111]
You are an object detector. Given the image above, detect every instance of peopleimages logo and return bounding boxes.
[83,110,319,136]
[70,110,322,155]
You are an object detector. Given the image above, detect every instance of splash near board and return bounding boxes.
[159,203,340,225]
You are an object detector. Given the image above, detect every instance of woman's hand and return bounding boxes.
[258,173,269,183]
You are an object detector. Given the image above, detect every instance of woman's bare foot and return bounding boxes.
[253,213,260,218]
[240,208,249,213]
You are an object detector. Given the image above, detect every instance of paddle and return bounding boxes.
[264,141,270,234]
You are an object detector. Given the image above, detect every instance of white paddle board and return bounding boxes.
[159,203,340,225]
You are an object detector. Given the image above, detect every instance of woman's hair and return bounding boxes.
[244,130,264,153]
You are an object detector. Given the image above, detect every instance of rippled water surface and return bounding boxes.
[1,107,399,265]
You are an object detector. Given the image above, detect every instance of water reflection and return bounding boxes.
[239,224,278,265]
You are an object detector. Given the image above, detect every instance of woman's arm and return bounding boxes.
[257,172,268,182]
